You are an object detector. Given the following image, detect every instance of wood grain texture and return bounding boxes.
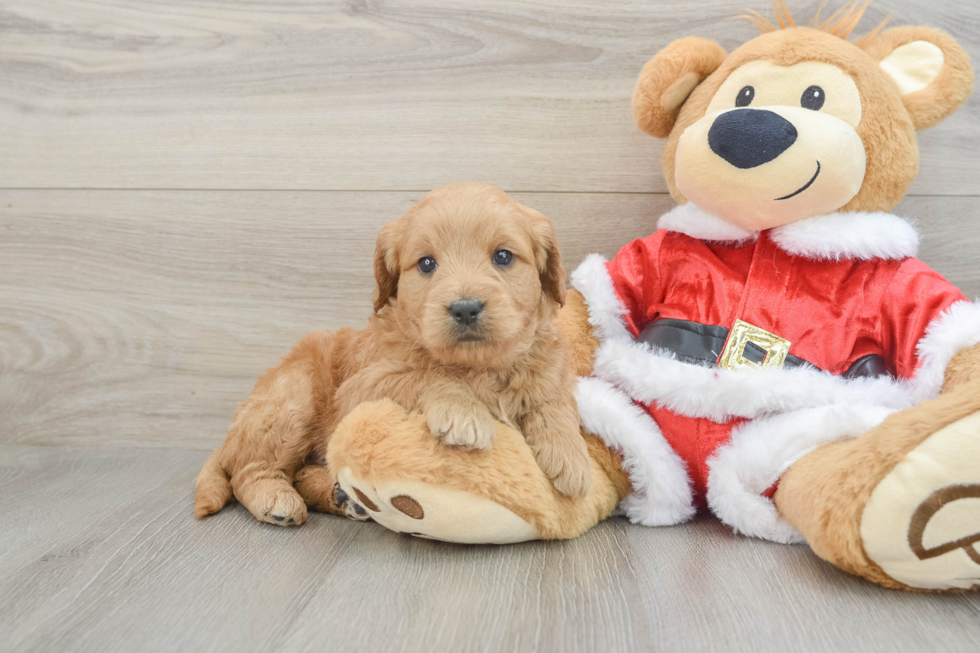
[0,0,977,194]
[3,0,980,648]
[1,445,978,653]
[3,191,979,450]
[0,190,670,448]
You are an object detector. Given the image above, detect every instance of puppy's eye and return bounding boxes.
[418,256,437,274]
[735,85,754,107]
[801,85,825,111]
[492,249,514,267]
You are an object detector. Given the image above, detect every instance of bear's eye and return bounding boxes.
[492,249,514,267]
[801,85,825,111]
[735,85,755,107]
[418,256,437,274]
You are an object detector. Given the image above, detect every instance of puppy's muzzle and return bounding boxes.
[449,298,484,327]
[708,108,798,169]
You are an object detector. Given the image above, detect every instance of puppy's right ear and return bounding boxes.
[524,207,567,307]
[632,37,727,138]
[373,217,403,313]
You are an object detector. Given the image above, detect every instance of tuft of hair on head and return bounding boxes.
[735,1,890,47]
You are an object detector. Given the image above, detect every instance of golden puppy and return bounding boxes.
[195,183,592,526]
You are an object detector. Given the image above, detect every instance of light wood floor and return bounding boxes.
[2,1,979,651]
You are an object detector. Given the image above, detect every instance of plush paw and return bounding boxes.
[533,440,592,499]
[256,486,308,527]
[335,468,539,544]
[861,409,980,590]
[426,400,496,450]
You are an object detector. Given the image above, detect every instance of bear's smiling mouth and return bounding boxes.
[775,161,821,201]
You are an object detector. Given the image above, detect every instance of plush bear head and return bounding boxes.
[632,1,974,231]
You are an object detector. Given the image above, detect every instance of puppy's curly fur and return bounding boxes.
[194,183,591,526]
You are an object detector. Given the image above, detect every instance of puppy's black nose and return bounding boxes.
[449,298,484,326]
[708,109,798,169]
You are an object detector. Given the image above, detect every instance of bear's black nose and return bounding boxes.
[708,109,798,169]
[449,298,484,326]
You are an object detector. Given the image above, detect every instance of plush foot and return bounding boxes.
[777,380,980,591]
[861,409,980,590]
[335,467,539,544]
[326,399,626,543]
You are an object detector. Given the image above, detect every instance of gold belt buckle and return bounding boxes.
[718,319,791,371]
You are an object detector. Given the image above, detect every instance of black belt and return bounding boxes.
[636,318,890,380]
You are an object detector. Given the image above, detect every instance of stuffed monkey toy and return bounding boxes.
[324,3,980,592]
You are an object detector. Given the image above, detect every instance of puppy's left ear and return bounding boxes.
[525,207,567,307]
[373,216,404,312]
[864,26,974,130]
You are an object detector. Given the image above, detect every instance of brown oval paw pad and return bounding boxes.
[352,487,379,512]
[391,495,424,520]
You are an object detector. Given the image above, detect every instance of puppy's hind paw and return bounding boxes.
[257,488,308,526]
[334,483,371,521]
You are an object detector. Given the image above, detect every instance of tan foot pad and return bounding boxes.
[861,411,980,590]
[336,468,540,545]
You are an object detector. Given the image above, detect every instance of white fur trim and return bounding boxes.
[593,338,915,422]
[569,254,631,342]
[575,377,695,526]
[659,203,919,261]
[706,404,897,543]
[657,203,757,243]
[770,212,919,261]
[909,300,980,402]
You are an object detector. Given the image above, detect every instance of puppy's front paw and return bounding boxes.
[534,440,592,499]
[551,461,592,499]
[426,400,496,450]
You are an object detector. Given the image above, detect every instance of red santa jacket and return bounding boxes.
[571,203,980,543]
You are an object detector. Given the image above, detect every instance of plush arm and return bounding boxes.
[878,259,978,398]
[557,235,669,379]
[942,342,980,393]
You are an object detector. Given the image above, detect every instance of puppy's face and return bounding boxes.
[373,183,566,368]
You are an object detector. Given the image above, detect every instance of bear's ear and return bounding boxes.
[863,26,974,130]
[632,37,728,138]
